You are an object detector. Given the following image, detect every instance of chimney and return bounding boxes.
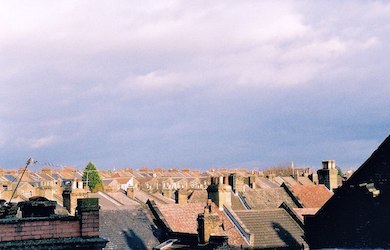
[228,174,236,193]
[175,189,188,204]
[0,168,4,177]
[76,198,100,237]
[248,175,256,189]
[127,186,136,199]
[322,160,336,170]
[162,188,172,199]
[223,176,228,185]
[197,202,220,245]
[318,160,338,190]
[62,186,88,215]
[18,197,57,218]
[207,177,232,210]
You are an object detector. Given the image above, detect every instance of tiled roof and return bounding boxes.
[115,177,133,184]
[156,203,205,233]
[297,176,314,185]
[38,173,55,181]
[154,202,248,247]
[188,189,208,203]
[242,187,298,210]
[134,190,172,205]
[255,177,280,189]
[150,192,175,204]
[274,176,286,186]
[290,185,333,208]
[235,209,307,248]
[103,179,116,185]
[281,176,300,186]
[231,193,246,210]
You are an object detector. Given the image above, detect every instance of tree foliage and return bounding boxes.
[82,162,103,192]
[336,166,344,177]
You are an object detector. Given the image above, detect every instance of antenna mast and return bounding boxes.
[9,158,37,203]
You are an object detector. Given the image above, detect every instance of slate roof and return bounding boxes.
[104,191,140,206]
[4,174,18,182]
[83,191,161,249]
[242,187,299,210]
[290,185,333,208]
[100,208,160,250]
[88,191,146,211]
[235,209,307,248]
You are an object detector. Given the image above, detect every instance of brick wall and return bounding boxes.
[0,198,102,245]
[0,217,80,242]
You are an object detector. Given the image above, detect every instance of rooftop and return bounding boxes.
[235,209,307,248]
[290,184,333,208]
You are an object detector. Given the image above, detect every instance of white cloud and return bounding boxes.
[29,136,59,149]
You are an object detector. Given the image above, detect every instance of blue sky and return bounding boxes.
[0,1,389,170]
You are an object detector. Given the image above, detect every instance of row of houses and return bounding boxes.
[0,150,365,249]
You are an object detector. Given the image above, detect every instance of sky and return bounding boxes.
[0,1,389,171]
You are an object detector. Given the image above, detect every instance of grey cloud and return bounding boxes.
[1,1,389,169]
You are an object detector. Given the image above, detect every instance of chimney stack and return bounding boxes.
[127,186,136,199]
[207,176,232,210]
[175,189,188,204]
[62,186,87,215]
[318,160,338,190]
[197,202,220,244]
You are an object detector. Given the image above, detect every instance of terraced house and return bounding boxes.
[4,135,390,249]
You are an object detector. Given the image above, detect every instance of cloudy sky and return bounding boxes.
[1,1,389,170]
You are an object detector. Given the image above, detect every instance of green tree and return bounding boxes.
[82,162,104,192]
[336,166,344,177]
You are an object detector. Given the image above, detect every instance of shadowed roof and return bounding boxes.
[235,209,307,248]
[243,187,298,209]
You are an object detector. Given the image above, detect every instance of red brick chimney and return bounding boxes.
[76,198,100,237]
